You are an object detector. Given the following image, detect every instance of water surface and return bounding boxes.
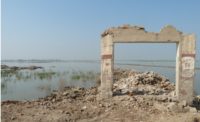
[1,60,200,101]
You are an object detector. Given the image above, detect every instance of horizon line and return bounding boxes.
[1,59,200,62]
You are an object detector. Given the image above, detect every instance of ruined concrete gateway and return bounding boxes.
[99,24,196,104]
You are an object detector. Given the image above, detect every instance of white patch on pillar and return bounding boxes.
[181,56,195,78]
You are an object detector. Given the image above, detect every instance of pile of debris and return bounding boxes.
[112,68,199,113]
[113,69,175,96]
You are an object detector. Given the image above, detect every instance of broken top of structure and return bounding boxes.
[101,24,145,37]
[101,24,183,43]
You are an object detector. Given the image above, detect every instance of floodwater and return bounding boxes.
[1,60,200,101]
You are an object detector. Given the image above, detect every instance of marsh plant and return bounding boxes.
[70,71,99,81]
[1,68,99,84]
[1,69,18,77]
[1,69,59,81]
[1,82,8,94]
[34,71,57,80]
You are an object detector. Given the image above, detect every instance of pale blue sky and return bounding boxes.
[2,0,200,60]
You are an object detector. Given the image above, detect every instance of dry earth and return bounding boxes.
[1,69,200,122]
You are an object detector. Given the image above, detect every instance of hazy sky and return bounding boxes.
[2,0,200,60]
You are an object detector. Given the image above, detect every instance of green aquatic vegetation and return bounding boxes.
[15,72,22,80]
[71,74,81,80]
[14,71,33,81]
[1,82,8,94]
[55,72,63,77]
[1,68,99,83]
[34,71,56,80]
[62,71,69,75]
[1,69,18,77]
[1,82,6,89]
[70,71,99,81]
[1,69,60,81]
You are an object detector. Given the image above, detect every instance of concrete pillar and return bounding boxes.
[176,43,181,99]
[177,34,196,104]
[100,35,114,99]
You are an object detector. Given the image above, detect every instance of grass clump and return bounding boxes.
[1,69,18,77]
[34,71,56,80]
[70,71,99,81]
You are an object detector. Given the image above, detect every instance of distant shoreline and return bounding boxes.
[1,60,200,70]
[1,59,200,62]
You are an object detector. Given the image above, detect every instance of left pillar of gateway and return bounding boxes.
[99,34,114,99]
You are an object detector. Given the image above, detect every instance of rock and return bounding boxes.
[63,91,69,96]
[179,100,187,108]
[85,95,95,101]
[11,116,16,120]
[99,104,103,107]
[193,96,200,110]
[168,96,178,102]
[52,98,56,102]
[189,107,197,113]
[146,101,153,106]
[167,102,178,112]
[81,106,87,111]
[157,95,168,102]
[70,93,78,99]
[132,88,144,95]
[168,91,175,97]
[166,101,197,113]
[154,102,167,111]
[82,106,87,109]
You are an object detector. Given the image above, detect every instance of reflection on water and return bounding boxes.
[1,62,99,101]
[1,60,200,101]
[1,69,58,81]
[37,83,52,96]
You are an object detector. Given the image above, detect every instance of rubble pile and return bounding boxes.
[113,69,175,96]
